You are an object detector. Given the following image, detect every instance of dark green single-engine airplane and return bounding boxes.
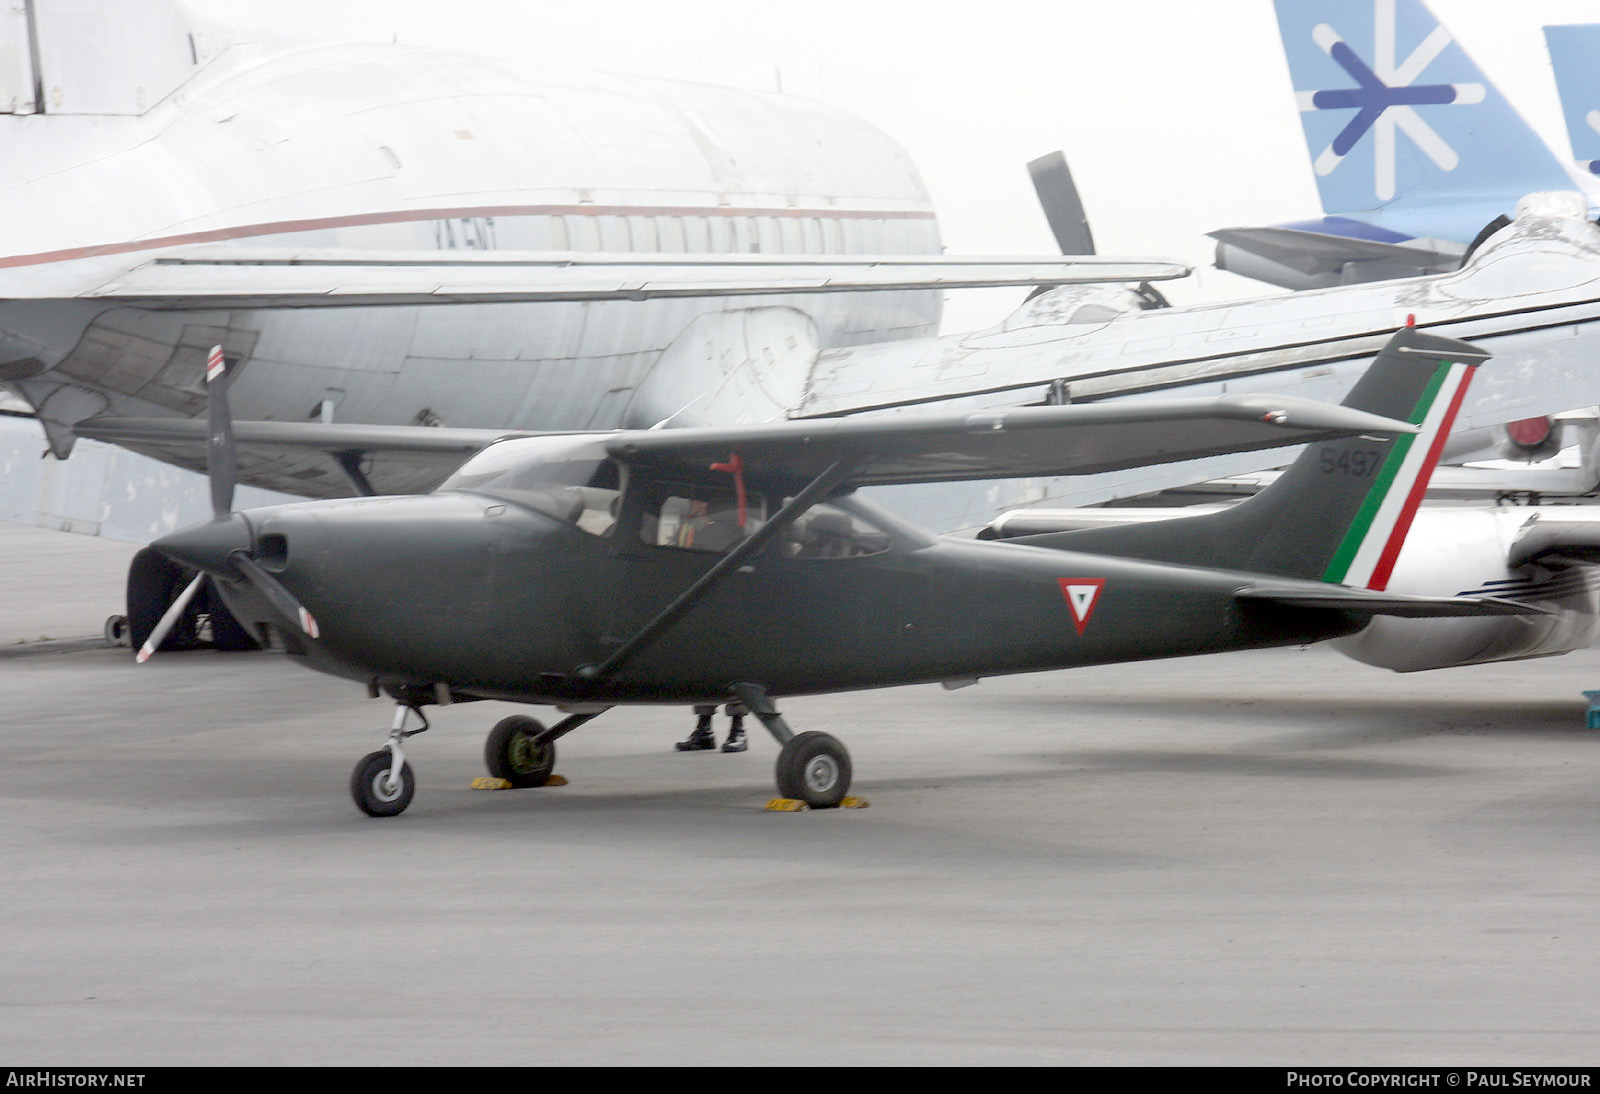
[137,328,1523,817]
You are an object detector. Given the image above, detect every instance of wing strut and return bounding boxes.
[575,456,861,684]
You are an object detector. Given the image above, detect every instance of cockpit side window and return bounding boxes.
[639,479,768,554]
[779,501,890,559]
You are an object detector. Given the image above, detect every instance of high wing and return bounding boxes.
[78,392,1415,501]
[33,248,1190,309]
[604,395,1414,487]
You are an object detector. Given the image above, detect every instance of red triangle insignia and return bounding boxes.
[1057,578,1105,635]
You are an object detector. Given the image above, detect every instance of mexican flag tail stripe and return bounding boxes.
[1321,357,1477,591]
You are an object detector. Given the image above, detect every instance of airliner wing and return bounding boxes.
[74,417,530,498]
[51,248,1189,308]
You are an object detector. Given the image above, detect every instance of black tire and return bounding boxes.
[351,750,415,817]
[775,731,851,808]
[485,715,555,788]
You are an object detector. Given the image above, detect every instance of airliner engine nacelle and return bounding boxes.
[1492,417,1563,462]
[1330,509,1600,672]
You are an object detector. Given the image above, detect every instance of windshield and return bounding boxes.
[441,435,621,535]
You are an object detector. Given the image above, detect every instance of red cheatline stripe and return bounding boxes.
[1365,365,1474,591]
[0,202,937,270]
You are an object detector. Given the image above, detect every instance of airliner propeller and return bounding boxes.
[1026,150,1167,308]
[1027,151,1096,257]
[136,346,319,661]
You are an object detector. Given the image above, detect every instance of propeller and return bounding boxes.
[1027,151,1096,256]
[137,346,319,661]
[1026,150,1168,309]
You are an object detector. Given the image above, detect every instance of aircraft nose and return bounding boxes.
[151,512,253,574]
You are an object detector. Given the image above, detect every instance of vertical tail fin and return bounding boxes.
[1275,0,1572,234]
[1031,327,1489,587]
[1544,24,1600,179]
[1284,328,1480,589]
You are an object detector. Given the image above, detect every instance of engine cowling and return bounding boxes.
[1492,416,1563,462]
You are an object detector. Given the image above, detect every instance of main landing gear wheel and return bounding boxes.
[351,749,415,817]
[485,715,557,788]
[775,731,852,809]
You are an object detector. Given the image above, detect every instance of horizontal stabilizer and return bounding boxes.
[1236,583,1540,618]
[1211,225,1462,289]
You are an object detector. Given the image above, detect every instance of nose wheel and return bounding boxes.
[350,704,429,817]
[351,749,415,817]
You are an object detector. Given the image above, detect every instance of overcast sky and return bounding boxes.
[199,0,1600,330]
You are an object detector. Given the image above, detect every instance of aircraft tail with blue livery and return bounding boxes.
[1213,0,1580,290]
[1545,23,1600,180]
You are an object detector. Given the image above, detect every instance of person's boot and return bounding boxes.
[675,710,716,751]
[721,712,748,753]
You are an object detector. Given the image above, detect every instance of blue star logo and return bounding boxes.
[1299,2,1484,200]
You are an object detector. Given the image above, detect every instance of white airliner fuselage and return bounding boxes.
[0,37,943,457]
